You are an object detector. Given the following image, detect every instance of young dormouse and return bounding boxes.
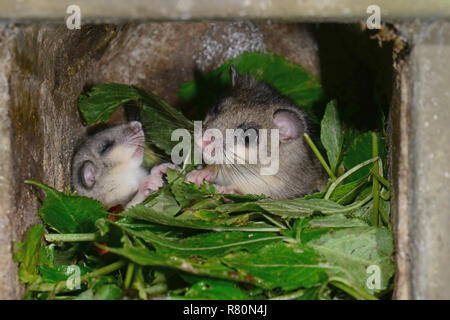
[185,65,327,199]
[71,121,174,208]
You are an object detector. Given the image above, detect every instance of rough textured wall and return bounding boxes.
[401,21,450,300]
[0,0,449,21]
[0,24,16,300]
[0,21,320,299]
[391,21,450,300]
[91,22,319,106]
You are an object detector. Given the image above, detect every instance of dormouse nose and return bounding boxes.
[195,131,215,150]
[202,136,214,149]
[128,121,142,135]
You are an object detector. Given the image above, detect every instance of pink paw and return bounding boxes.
[186,167,215,187]
[138,175,163,198]
[150,163,176,176]
[126,163,176,208]
[213,184,239,195]
[140,163,176,197]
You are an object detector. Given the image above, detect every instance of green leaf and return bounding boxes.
[27,181,107,233]
[73,290,96,300]
[13,224,45,284]
[78,83,193,155]
[122,203,280,232]
[74,284,122,300]
[78,83,142,124]
[221,193,266,202]
[343,131,385,182]
[320,100,344,173]
[140,97,193,155]
[308,214,369,229]
[215,202,263,215]
[105,246,248,284]
[331,177,369,205]
[92,284,122,300]
[39,265,91,283]
[185,278,250,300]
[298,286,321,300]
[257,198,345,217]
[139,189,181,217]
[119,224,283,258]
[223,242,328,290]
[167,169,211,208]
[39,244,55,268]
[107,241,327,291]
[179,52,326,123]
[216,197,350,217]
[303,177,368,205]
[308,226,395,293]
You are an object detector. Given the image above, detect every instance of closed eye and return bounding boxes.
[99,140,115,155]
[207,105,220,119]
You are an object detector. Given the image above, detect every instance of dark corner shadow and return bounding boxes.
[313,23,394,132]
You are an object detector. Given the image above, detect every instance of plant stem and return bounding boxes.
[261,213,287,230]
[124,262,135,289]
[328,277,378,300]
[145,283,168,295]
[336,179,367,204]
[45,233,97,242]
[379,203,392,229]
[295,225,302,242]
[88,260,127,278]
[321,193,373,214]
[270,288,306,300]
[380,189,390,201]
[371,166,391,189]
[324,157,379,200]
[303,133,336,180]
[371,132,380,227]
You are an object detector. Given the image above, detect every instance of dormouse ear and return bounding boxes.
[273,109,305,141]
[80,160,96,189]
[230,64,242,88]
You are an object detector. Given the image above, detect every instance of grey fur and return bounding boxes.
[203,68,327,199]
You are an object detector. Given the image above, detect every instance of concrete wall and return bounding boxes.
[0,24,17,300]
[393,21,450,300]
[0,0,449,21]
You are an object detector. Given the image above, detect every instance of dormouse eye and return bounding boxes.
[208,103,222,120]
[242,127,259,147]
[99,140,115,155]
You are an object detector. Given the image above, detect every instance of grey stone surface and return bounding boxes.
[0,24,18,300]
[392,21,450,299]
[389,39,413,300]
[0,0,449,21]
[91,22,319,107]
[0,21,320,299]
[405,21,450,300]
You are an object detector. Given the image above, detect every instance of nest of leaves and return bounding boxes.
[14,53,394,300]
